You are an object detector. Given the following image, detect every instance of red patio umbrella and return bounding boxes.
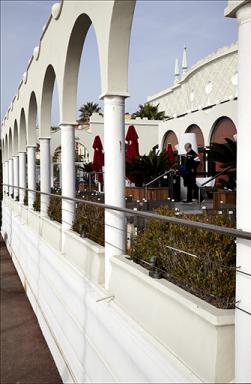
[166,142,175,162]
[92,135,104,182]
[125,125,139,161]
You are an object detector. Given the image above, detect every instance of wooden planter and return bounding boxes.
[125,187,168,201]
[213,190,236,210]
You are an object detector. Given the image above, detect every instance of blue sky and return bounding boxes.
[1,0,237,124]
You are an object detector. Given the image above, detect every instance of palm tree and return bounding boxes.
[131,103,168,121]
[126,149,175,186]
[78,102,102,123]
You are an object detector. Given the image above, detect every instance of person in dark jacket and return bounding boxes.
[183,143,200,202]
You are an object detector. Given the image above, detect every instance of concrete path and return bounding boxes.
[0,235,62,384]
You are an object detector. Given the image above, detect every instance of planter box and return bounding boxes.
[41,217,62,252]
[125,187,168,201]
[109,256,234,383]
[20,205,28,224]
[63,230,105,285]
[27,209,41,235]
[213,191,236,210]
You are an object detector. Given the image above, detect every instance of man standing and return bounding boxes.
[184,143,200,203]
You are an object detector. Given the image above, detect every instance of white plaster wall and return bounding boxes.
[158,99,237,149]
[148,44,238,118]
[50,116,160,161]
[109,256,235,383]
[1,201,201,383]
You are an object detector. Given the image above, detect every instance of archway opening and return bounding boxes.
[210,116,237,176]
[162,130,178,151]
[186,124,205,175]
[63,15,102,192]
[40,65,60,192]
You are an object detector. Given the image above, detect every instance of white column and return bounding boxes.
[27,146,36,209]
[40,138,51,217]
[103,95,126,289]
[13,156,19,199]
[51,162,54,189]
[8,159,13,196]
[19,152,26,204]
[234,3,251,383]
[59,124,75,230]
[5,161,9,195]
[2,162,5,194]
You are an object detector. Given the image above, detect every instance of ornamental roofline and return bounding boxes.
[147,42,238,103]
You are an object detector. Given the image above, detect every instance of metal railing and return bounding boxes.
[143,169,175,200]
[2,182,251,310]
[2,183,251,241]
[198,165,234,205]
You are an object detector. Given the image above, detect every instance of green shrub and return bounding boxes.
[72,200,104,246]
[130,206,236,309]
[33,193,41,211]
[23,191,28,206]
[48,195,62,223]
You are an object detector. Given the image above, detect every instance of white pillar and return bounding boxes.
[27,146,36,209]
[8,159,13,196]
[40,138,51,217]
[103,95,126,289]
[13,156,19,199]
[5,161,9,195]
[59,124,75,230]
[234,3,251,383]
[51,162,54,189]
[19,152,26,204]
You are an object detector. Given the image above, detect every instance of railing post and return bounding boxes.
[103,95,126,289]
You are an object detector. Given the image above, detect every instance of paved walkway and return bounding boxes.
[0,235,62,384]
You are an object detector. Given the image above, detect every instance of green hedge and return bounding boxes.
[72,201,104,246]
[48,195,61,223]
[130,206,236,309]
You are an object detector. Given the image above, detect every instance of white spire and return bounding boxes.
[182,46,187,77]
[174,58,180,83]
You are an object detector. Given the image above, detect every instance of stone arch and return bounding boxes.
[19,109,27,152]
[106,0,136,95]
[61,13,93,122]
[27,91,38,146]
[13,120,18,155]
[61,1,135,122]
[185,124,205,148]
[186,124,205,174]
[40,65,59,137]
[210,116,237,144]
[162,130,178,151]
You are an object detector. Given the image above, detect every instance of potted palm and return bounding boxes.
[208,138,236,209]
[125,149,177,200]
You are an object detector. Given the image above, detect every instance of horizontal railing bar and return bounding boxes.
[2,183,251,240]
[200,165,233,187]
[143,169,175,188]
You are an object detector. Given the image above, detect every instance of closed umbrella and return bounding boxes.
[126,125,139,161]
[166,143,175,162]
[92,135,104,182]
